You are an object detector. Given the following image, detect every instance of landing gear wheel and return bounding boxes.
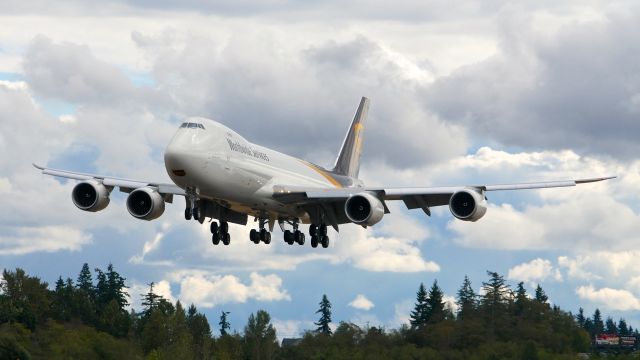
[212,233,220,245]
[321,235,329,248]
[222,233,230,245]
[319,224,327,236]
[295,231,305,245]
[210,222,219,234]
[185,208,192,221]
[284,230,293,244]
[311,235,318,248]
[264,232,271,244]
[220,222,229,233]
[193,207,201,221]
[259,229,268,243]
[250,229,259,243]
[309,224,318,237]
[321,235,330,248]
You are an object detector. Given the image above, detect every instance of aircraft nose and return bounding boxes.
[164,139,190,178]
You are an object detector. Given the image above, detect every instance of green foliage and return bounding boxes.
[2,264,638,359]
[244,310,277,360]
[315,294,332,335]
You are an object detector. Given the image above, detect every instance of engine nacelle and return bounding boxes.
[449,189,487,222]
[126,187,165,221]
[345,192,385,226]
[72,180,111,212]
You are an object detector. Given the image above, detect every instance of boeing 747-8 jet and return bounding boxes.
[35,97,614,248]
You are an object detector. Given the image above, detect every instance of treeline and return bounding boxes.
[0,265,637,359]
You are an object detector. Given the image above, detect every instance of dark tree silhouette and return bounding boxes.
[315,294,333,335]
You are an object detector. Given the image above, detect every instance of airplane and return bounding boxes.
[35,97,615,248]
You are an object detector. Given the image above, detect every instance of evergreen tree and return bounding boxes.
[106,264,129,309]
[52,277,74,321]
[315,294,332,335]
[592,309,604,334]
[575,307,586,328]
[141,282,162,315]
[410,283,428,328]
[74,263,95,324]
[187,304,211,360]
[514,282,528,316]
[76,263,93,293]
[605,317,617,334]
[456,276,477,320]
[534,284,548,304]
[219,311,231,336]
[481,271,511,340]
[244,310,277,360]
[618,319,629,335]
[425,280,445,323]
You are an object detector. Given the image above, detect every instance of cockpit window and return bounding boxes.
[180,122,205,130]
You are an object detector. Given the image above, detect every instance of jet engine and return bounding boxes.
[345,192,385,226]
[126,187,165,221]
[72,180,111,212]
[449,189,487,222]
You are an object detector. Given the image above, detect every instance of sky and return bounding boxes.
[1,0,640,339]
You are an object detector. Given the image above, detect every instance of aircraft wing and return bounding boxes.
[33,163,185,196]
[273,176,615,216]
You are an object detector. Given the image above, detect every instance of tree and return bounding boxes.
[187,304,211,360]
[514,282,528,316]
[0,268,51,330]
[410,283,428,329]
[481,271,511,340]
[141,282,162,316]
[244,310,277,360]
[219,311,231,336]
[592,309,604,334]
[456,276,477,320]
[52,277,74,321]
[605,317,617,334]
[425,280,445,324]
[315,294,332,335]
[575,307,586,328]
[74,263,95,324]
[618,319,629,335]
[534,285,548,304]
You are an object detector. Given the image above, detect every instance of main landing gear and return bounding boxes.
[283,221,305,246]
[211,221,230,246]
[249,218,271,244]
[309,224,329,249]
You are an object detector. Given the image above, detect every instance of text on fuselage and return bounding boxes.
[226,138,270,162]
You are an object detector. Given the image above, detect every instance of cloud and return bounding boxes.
[176,271,290,308]
[507,258,562,285]
[425,7,640,159]
[0,226,91,255]
[576,285,640,311]
[349,294,375,311]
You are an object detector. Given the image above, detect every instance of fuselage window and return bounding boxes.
[180,122,189,128]
[180,122,205,130]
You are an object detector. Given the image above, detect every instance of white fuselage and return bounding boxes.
[163,117,353,220]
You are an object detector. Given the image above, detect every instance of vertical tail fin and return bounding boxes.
[332,97,369,178]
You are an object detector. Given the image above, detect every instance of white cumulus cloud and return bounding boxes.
[349,294,375,311]
[176,271,290,308]
[576,285,640,311]
[507,258,562,285]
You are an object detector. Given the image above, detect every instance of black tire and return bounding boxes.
[212,233,220,245]
[250,229,259,243]
[284,230,293,244]
[259,229,267,242]
[296,232,305,245]
[321,235,329,248]
[319,224,327,236]
[309,224,317,236]
[311,235,318,248]
[222,233,230,245]
[220,221,229,233]
[193,207,201,221]
[210,222,219,234]
[185,208,192,220]
[264,232,271,244]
